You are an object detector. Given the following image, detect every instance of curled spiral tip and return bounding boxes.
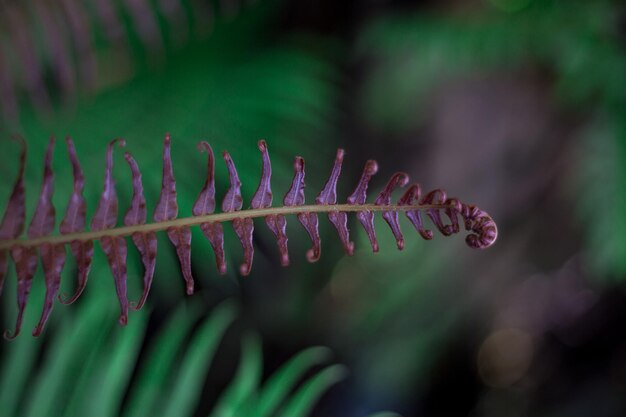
[118,314,128,326]
[460,203,498,249]
[258,140,267,151]
[197,141,211,152]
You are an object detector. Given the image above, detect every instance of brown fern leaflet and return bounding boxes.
[0,135,498,339]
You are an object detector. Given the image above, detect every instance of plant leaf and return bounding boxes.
[194,141,227,274]
[210,333,263,417]
[252,346,333,417]
[6,137,60,339]
[22,293,112,417]
[91,138,129,326]
[124,151,157,310]
[347,160,379,252]
[58,137,93,305]
[398,184,433,240]
[0,319,39,416]
[222,151,254,276]
[0,136,27,297]
[284,157,321,262]
[155,134,194,294]
[84,312,149,417]
[278,364,348,417]
[160,301,237,417]
[316,149,354,255]
[123,303,201,417]
[252,141,290,266]
[31,137,66,336]
[251,140,273,210]
[375,172,409,250]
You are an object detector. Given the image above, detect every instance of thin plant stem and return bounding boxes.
[0,203,460,249]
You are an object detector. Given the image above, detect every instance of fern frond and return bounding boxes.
[0,135,497,338]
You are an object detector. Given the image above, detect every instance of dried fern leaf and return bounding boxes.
[193,141,227,275]
[222,150,254,276]
[32,138,66,337]
[155,135,195,294]
[348,160,379,252]
[375,172,409,250]
[91,138,130,326]
[316,149,354,255]
[58,137,93,306]
[0,136,27,297]
[0,135,497,338]
[124,151,157,311]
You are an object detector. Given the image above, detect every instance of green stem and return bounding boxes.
[0,203,459,250]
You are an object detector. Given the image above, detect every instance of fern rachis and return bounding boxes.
[0,135,497,339]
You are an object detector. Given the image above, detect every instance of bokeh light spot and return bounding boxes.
[477,328,534,388]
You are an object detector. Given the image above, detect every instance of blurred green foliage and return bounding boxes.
[318,0,626,407]
[357,0,626,280]
[358,0,625,132]
[0,288,349,417]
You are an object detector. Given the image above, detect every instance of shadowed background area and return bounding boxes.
[1,0,626,416]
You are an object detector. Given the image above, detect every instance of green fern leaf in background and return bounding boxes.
[0,291,350,417]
